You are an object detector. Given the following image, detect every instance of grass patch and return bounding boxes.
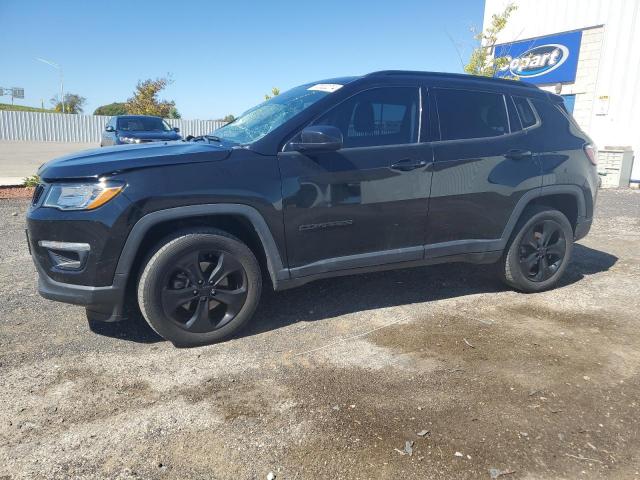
[23,175,40,187]
[0,103,54,113]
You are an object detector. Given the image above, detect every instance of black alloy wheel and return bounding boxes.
[138,229,262,346]
[518,219,567,282]
[161,249,248,333]
[500,206,574,293]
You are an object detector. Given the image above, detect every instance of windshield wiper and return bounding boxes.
[187,134,222,142]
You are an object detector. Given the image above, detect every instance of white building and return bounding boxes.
[483,0,640,185]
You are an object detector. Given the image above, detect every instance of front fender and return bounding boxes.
[114,204,289,288]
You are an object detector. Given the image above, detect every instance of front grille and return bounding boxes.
[32,184,45,206]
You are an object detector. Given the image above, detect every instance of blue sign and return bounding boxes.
[494,30,582,84]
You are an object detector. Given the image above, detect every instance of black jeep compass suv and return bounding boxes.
[26,71,599,346]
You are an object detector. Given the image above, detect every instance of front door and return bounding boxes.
[279,86,433,276]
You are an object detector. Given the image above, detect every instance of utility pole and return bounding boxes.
[36,57,65,113]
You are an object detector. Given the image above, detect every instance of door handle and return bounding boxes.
[504,149,532,160]
[390,159,427,171]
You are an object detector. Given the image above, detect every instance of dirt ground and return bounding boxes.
[1,189,639,480]
[0,187,34,200]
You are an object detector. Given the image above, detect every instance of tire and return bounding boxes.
[500,206,573,293]
[137,228,262,346]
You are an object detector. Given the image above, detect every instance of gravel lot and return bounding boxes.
[1,189,639,479]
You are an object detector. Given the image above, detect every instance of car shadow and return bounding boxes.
[89,243,617,344]
[87,309,163,343]
[244,243,618,337]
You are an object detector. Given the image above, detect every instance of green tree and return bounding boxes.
[93,102,128,116]
[125,77,177,117]
[168,106,181,119]
[50,93,86,114]
[222,114,235,123]
[464,3,517,77]
[264,87,280,100]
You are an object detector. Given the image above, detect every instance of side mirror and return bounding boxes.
[173,127,180,133]
[289,125,343,152]
[105,125,115,132]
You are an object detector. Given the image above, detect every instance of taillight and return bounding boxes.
[584,144,597,165]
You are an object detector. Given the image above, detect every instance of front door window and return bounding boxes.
[311,87,420,148]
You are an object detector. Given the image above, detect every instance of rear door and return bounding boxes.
[426,87,542,253]
[279,85,434,276]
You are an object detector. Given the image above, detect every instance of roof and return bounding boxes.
[365,70,539,89]
[114,114,165,119]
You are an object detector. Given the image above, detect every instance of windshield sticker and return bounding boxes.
[308,83,343,93]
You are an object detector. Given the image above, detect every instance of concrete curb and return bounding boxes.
[0,177,26,187]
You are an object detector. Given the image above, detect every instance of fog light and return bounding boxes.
[38,241,90,270]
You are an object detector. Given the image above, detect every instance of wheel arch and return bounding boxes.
[114,204,289,291]
[501,185,586,246]
[529,193,580,232]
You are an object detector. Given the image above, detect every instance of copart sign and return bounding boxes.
[494,30,582,84]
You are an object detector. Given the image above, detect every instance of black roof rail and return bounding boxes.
[365,70,538,89]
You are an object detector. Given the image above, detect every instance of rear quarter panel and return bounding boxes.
[530,98,598,218]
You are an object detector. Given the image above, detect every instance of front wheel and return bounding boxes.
[500,206,574,293]
[137,229,262,346]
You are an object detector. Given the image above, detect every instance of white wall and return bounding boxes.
[0,111,226,143]
[484,0,640,181]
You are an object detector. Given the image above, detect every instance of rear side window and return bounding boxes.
[435,89,509,141]
[512,96,538,128]
[312,87,419,148]
[531,98,576,134]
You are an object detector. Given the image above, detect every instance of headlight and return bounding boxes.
[43,181,124,211]
[118,136,141,144]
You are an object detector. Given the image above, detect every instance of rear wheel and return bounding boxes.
[137,229,261,346]
[501,206,573,292]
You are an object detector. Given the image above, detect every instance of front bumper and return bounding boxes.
[35,261,129,322]
[26,178,140,322]
[26,182,132,286]
[574,217,593,241]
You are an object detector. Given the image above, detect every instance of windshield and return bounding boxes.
[117,117,172,132]
[211,83,344,145]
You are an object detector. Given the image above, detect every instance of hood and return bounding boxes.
[39,141,232,181]
[119,130,181,141]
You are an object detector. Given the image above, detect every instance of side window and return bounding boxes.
[312,87,419,148]
[507,97,522,132]
[512,96,538,128]
[435,89,509,141]
[531,98,574,133]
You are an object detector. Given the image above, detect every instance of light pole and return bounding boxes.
[36,57,64,113]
